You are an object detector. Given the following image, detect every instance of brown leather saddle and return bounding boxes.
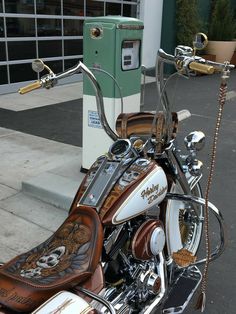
[0,206,103,313]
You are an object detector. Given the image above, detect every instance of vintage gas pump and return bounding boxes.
[82,16,144,170]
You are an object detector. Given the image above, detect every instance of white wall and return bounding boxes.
[139,0,164,69]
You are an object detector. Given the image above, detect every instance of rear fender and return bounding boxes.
[32,291,95,314]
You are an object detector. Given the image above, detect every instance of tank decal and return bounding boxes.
[141,183,167,205]
[100,159,155,222]
[112,167,168,224]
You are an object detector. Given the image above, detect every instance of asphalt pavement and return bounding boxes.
[0,70,235,314]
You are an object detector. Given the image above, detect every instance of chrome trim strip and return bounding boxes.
[117,24,144,30]
[79,62,119,141]
[188,174,202,190]
[44,61,119,141]
[80,158,124,210]
[90,67,124,113]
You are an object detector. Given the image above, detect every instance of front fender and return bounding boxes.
[166,192,226,265]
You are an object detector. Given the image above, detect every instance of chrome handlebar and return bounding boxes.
[19,61,119,142]
[158,48,235,73]
[156,48,235,144]
[19,48,234,144]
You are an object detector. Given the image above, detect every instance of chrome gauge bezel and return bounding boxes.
[109,139,132,159]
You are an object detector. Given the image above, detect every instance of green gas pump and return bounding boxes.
[82,16,144,170]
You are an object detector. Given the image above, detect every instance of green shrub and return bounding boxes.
[209,0,236,40]
[176,0,201,46]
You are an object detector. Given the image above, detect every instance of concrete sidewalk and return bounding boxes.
[0,81,83,111]
[0,127,84,262]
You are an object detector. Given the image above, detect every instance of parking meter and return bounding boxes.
[82,16,144,170]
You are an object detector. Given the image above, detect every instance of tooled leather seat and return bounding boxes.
[0,206,103,313]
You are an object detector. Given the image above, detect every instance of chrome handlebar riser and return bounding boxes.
[156,47,235,145]
[27,46,235,147]
[40,61,119,142]
[158,47,235,73]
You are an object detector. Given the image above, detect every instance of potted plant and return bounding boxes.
[206,0,236,62]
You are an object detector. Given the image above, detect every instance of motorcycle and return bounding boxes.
[0,33,233,314]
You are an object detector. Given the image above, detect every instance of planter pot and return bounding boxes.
[230,39,236,65]
[206,40,236,63]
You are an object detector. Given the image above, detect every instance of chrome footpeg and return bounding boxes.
[162,266,202,313]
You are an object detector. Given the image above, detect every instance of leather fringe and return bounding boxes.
[195,291,206,312]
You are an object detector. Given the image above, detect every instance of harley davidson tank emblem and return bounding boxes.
[141,184,167,204]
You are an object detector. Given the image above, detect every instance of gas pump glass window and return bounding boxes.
[121,40,140,71]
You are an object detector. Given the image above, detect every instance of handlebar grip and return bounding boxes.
[18,80,42,94]
[189,62,215,74]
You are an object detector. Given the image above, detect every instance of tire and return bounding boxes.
[165,180,203,259]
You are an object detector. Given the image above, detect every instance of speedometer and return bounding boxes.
[109,139,132,158]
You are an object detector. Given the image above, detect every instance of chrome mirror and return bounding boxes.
[184,131,205,151]
[32,59,45,73]
[32,59,53,74]
[193,33,208,51]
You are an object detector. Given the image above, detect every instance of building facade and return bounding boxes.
[0,0,140,93]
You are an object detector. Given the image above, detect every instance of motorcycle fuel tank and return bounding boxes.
[78,157,168,225]
[99,158,168,225]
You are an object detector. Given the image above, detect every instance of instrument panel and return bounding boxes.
[109,139,132,159]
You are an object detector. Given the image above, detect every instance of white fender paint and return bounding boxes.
[113,166,168,224]
[32,291,92,314]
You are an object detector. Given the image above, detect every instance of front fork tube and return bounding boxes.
[165,147,191,194]
[165,148,200,218]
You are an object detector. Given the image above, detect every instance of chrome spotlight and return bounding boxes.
[184,131,205,151]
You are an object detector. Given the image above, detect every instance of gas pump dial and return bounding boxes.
[122,40,140,71]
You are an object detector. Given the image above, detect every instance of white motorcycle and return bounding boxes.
[0,33,232,314]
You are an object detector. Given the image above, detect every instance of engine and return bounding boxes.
[92,217,166,313]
